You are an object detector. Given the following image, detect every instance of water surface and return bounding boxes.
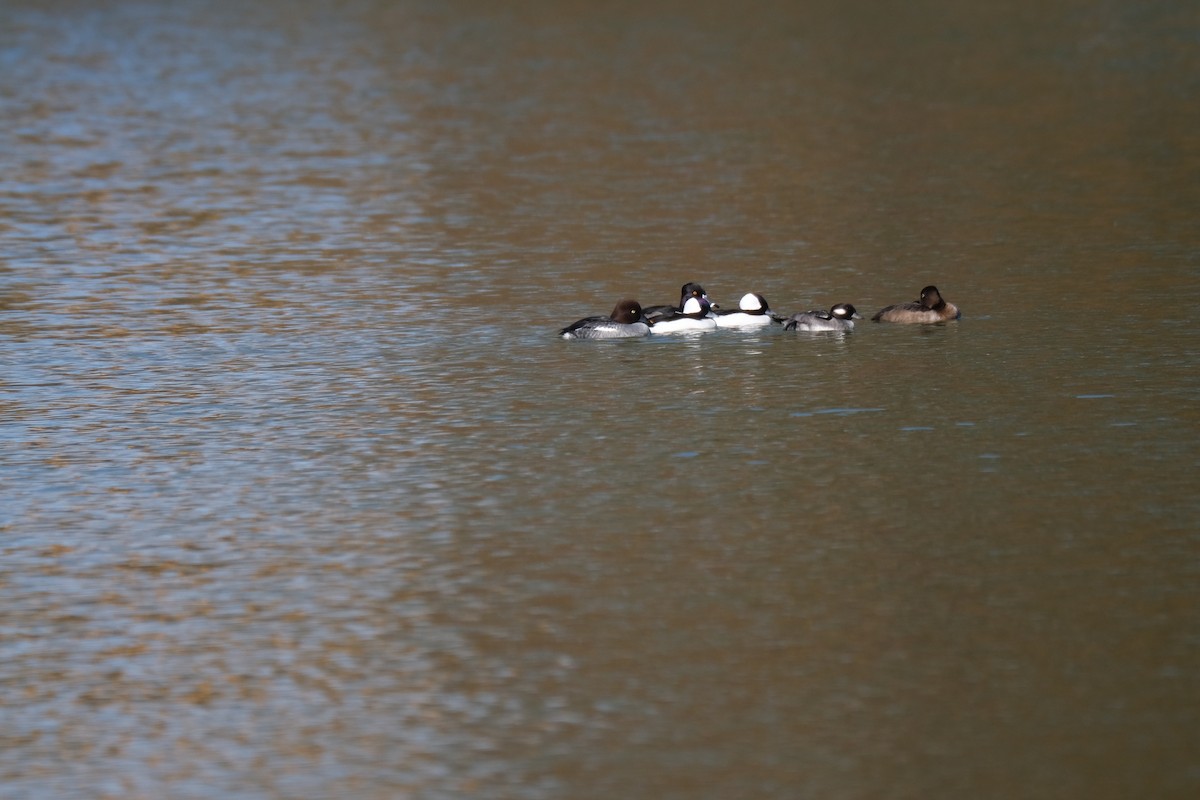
[2,1,1198,797]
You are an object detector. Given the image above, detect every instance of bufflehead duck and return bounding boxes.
[712,293,783,328]
[560,299,652,339]
[872,285,961,323]
[784,303,862,332]
[649,295,718,334]
[643,282,715,324]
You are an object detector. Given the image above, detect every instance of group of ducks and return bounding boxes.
[560,282,961,339]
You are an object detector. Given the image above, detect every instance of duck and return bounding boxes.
[648,295,718,334]
[712,293,783,328]
[784,303,862,332]
[872,285,961,323]
[560,299,652,339]
[643,282,715,324]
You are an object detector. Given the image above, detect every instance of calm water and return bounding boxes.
[2,0,1198,797]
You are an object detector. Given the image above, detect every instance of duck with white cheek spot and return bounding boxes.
[784,303,862,332]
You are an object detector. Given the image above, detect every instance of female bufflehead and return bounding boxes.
[872,285,961,323]
[649,295,718,334]
[784,303,862,332]
[712,293,783,328]
[643,282,714,323]
[560,299,652,339]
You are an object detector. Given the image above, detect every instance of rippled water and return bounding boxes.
[3,1,1199,797]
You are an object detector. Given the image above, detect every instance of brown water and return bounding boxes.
[2,1,1198,797]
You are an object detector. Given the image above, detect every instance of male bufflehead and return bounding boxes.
[649,295,718,334]
[784,303,862,332]
[643,282,715,324]
[560,299,652,339]
[712,292,783,328]
[872,285,961,323]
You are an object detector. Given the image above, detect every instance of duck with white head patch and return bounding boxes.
[560,299,652,340]
[712,292,784,328]
[642,282,715,324]
[648,294,718,334]
[784,303,862,332]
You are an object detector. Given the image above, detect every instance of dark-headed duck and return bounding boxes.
[784,303,862,332]
[560,299,652,339]
[872,285,960,323]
